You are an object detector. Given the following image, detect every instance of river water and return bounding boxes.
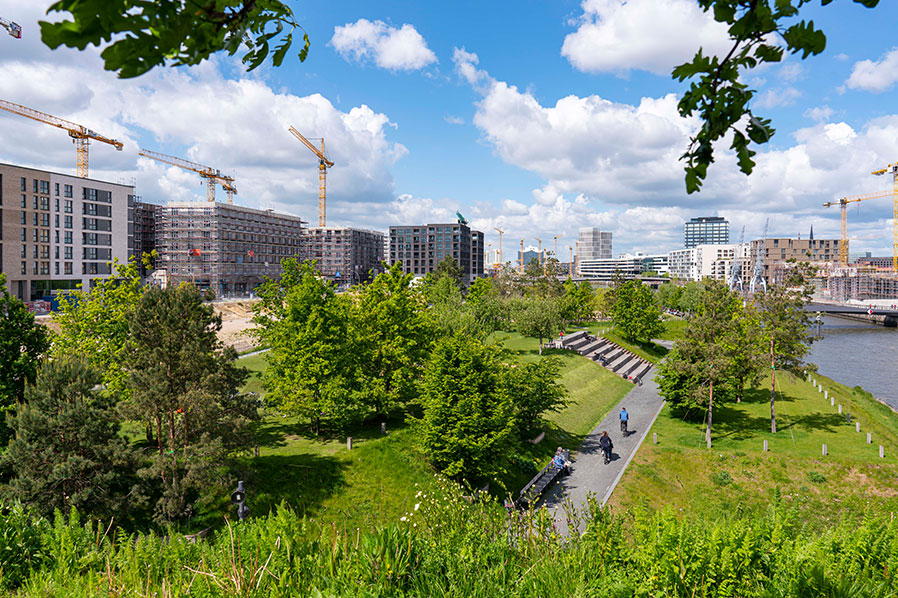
[807,316,898,410]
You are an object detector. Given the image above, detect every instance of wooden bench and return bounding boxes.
[516,449,570,508]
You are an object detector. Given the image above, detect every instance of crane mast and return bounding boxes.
[288,126,333,227]
[872,163,898,273]
[0,99,123,178]
[749,219,768,294]
[138,148,237,203]
[822,189,891,266]
[728,225,745,291]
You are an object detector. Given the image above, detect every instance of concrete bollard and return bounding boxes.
[831,397,835,406]
[822,444,827,456]
[838,404,842,414]
[856,422,861,433]
[653,432,657,444]
[763,439,768,452]
[254,446,260,458]
[880,445,885,459]
[347,437,352,450]
[819,386,823,394]
[825,390,828,400]
[381,422,387,435]
[867,433,872,444]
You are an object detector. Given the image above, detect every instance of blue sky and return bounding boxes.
[2,0,898,258]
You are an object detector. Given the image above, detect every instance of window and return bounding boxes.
[32,213,38,226]
[64,200,72,213]
[55,215,59,228]
[64,231,72,244]
[55,230,59,243]
[20,194,25,208]
[64,185,73,198]
[55,198,59,212]
[64,262,72,275]
[64,215,72,229]
[20,262,26,275]
[20,178,26,192]
[32,246,38,258]
[32,180,37,193]
[32,229,38,242]
[39,230,49,243]
[39,181,49,194]
[64,246,72,260]
[41,214,49,227]
[55,246,59,259]
[40,262,49,275]
[55,182,60,196]
[20,246,25,258]
[40,246,49,260]
[20,228,26,241]
[55,263,59,275]
[40,197,49,211]
[20,212,25,225]
[33,196,38,209]
[32,261,38,275]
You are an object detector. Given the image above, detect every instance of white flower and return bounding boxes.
[400,516,407,522]
[414,503,420,511]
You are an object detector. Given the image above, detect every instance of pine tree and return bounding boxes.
[4,358,137,519]
[125,285,253,523]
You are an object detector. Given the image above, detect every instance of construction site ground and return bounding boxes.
[35,298,260,354]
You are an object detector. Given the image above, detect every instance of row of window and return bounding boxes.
[20,177,73,198]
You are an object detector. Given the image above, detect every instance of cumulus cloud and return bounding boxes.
[846,47,898,93]
[330,19,437,71]
[561,0,731,75]
[443,114,464,125]
[755,86,802,109]
[804,105,834,122]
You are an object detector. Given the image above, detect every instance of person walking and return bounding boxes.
[619,407,629,436]
[599,432,613,464]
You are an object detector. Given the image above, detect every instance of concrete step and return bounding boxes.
[621,358,644,378]
[560,330,589,346]
[602,348,625,363]
[579,340,604,355]
[609,353,634,373]
[568,336,594,352]
[630,363,652,383]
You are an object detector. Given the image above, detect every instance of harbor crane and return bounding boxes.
[728,225,745,291]
[872,162,898,273]
[749,219,768,294]
[0,99,123,178]
[822,190,891,267]
[138,148,237,203]
[1,17,21,38]
[288,126,333,227]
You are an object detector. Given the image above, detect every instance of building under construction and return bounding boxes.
[156,202,306,295]
[820,266,898,302]
[302,227,385,286]
[133,199,160,276]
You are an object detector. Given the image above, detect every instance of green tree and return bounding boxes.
[513,296,565,355]
[753,262,815,433]
[611,280,663,344]
[354,263,433,419]
[416,335,517,484]
[52,257,144,401]
[504,357,567,436]
[40,1,310,78]
[675,0,879,193]
[655,283,683,311]
[125,285,253,524]
[658,280,742,448]
[427,255,465,289]
[252,259,361,433]
[466,277,509,334]
[4,357,137,519]
[0,274,50,440]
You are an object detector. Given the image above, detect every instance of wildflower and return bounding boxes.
[400,516,407,522]
[414,503,420,511]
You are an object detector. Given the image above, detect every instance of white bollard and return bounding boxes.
[856,422,861,433]
[867,433,872,444]
[825,390,828,400]
[822,444,828,456]
[838,404,842,414]
[347,437,352,450]
[653,432,657,444]
[763,439,768,452]
[880,445,885,459]
[819,386,823,394]
[831,397,835,406]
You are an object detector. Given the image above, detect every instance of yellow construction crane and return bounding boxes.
[0,99,123,178]
[494,227,505,266]
[138,148,237,203]
[519,239,524,274]
[288,126,333,227]
[822,189,891,266]
[569,246,573,278]
[552,234,561,266]
[872,163,898,273]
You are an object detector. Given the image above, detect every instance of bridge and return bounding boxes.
[805,302,898,327]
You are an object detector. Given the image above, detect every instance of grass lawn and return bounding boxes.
[609,369,898,526]
[235,330,634,527]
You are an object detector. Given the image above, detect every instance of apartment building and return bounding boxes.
[156,202,306,295]
[578,227,613,260]
[748,237,844,286]
[133,200,161,277]
[303,226,385,286]
[0,163,132,301]
[668,243,750,281]
[388,221,484,283]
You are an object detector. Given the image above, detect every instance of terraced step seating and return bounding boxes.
[558,332,652,384]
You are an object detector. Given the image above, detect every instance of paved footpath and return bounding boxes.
[543,370,665,536]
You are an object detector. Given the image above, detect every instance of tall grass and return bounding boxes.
[10,479,898,597]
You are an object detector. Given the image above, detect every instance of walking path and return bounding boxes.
[543,369,665,536]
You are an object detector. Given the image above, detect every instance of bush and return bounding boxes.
[808,471,826,484]
[711,470,733,486]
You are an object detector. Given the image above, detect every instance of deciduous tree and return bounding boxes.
[0,274,49,440]
[611,280,663,344]
[504,357,567,436]
[416,335,516,484]
[513,296,565,355]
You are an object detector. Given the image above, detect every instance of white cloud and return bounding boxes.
[804,105,834,122]
[755,86,802,109]
[846,47,898,93]
[330,19,437,71]
[443,114,464,125]
[778,63,805,82]
[561,0,732,75]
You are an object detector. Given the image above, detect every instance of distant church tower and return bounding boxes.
[809,225,814,240]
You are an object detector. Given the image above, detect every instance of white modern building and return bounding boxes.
[668,243,750,281]
[578,252,669,280]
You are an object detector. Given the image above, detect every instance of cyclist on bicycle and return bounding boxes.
[599,432,613,464]
[619,407,629,435]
